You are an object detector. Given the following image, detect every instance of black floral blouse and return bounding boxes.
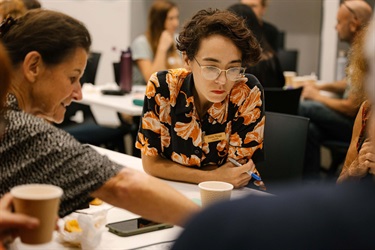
[136,68,265,174]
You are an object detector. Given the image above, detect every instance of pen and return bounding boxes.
[228,158,262,181]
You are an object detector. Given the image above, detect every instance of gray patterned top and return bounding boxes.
[0,94,124,217]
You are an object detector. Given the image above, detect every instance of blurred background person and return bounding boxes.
[241,0,280,52]
[337,25,375,183]
[131,0,183,85]
[299,0,372,180]
[228,3,285,88]
[0,0,26,21]
[21,0,41,10]
[0,9,198,226]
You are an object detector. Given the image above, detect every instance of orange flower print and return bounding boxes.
[171,152,201,166]
[208,99,228,124]
[229,132,243,147]
[235,146,259,159]
[136,133,158,156]
[160,123,171,150]
[202,141,210,155]
[238,86,262,125]
[174,114,202,147]
[142,111,161,134]
[244,116,265,144]
[217,139,228,157]
[146,72,160,99]
[166,68,190,106]
[155,94,171,125]
[230,82,251,107]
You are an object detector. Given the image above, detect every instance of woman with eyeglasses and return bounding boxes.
[136,8,265,189]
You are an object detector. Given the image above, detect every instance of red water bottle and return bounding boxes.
[119,47,132,93]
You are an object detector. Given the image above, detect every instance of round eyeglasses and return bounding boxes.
[194,57,246,82]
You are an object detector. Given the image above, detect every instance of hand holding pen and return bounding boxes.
[228,158,262,181]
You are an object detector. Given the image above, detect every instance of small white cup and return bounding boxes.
[283,71,297,86]
[11,184,63,244]
[198,181,233,207]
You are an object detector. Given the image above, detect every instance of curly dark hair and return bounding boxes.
[177,8,261,66]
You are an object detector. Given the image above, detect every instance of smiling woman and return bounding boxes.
[136,8,265,190]
[0,9,199,229]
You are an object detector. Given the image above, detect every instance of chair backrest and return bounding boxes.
[277,49,298,72]
[256,112,309,189]
[80,52,101,85]
[63,52,101,123]
[264,87,303,115]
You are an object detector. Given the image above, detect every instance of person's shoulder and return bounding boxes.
[263,21,279,32]
[132,34,148,44]
[244,73,264,90]
[131,35,151,58]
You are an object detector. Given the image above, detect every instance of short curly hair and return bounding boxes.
[177,8,261,67]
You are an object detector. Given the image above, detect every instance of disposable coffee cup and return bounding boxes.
[10,184,63,244]
[283,71,297,86]
[198,181,233,207]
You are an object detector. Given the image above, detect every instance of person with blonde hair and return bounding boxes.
[131,0,183,85]
[299,0,373,179]
[337,24,375,182]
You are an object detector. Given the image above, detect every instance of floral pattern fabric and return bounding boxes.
[136,68,264,173]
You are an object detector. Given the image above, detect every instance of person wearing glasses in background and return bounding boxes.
[136,8,265,189]
[298,0,372,180]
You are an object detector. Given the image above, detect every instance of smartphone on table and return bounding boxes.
[106,217,173,237]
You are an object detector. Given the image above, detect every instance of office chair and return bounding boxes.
[263,87,303,115]
[59,52,101,126]
[58,52,131,153]
[277,49,299,72]
[321,140,349,176]
[256,112,309,192]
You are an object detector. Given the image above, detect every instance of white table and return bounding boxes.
[13,146,270,250]
[78,83,144,117]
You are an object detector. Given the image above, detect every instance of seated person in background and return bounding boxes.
[299,0,372,179]
[136,8,265,189]
[228,3,285,88]
[171,19,375,249]
[241,0,280,52]
[0,9,198,226]
[131,0,183,85]
[337,26,375,183]
[0,0,26,21]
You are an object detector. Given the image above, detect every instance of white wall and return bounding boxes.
[39,0,131,85]
[319,0,340,82]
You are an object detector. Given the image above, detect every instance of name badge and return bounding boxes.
[204,132,226,143]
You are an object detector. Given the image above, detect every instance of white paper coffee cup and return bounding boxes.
[199,181,233,207]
